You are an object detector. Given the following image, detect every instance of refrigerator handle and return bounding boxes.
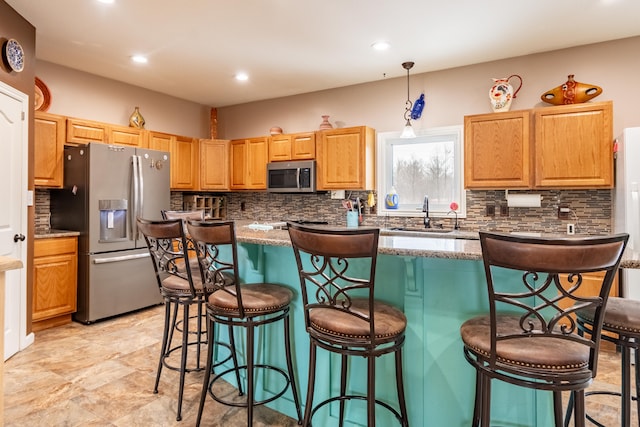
[131,155,141,240]
[630,182,639,250]
[138,154,144,221]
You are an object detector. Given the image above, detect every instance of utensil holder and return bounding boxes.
[346,211,359,227]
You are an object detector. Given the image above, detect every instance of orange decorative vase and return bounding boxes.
[540,74,602,105]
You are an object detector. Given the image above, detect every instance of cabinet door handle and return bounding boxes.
[13,234,26,242]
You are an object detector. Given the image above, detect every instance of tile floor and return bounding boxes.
[4,304,637,426]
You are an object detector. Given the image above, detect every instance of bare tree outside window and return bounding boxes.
[378,126,465,217]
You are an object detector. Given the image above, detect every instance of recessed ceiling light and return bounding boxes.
[131,55,148,64]
[97,0,115,4]
[235,72,249,81]
[371,41,390,51]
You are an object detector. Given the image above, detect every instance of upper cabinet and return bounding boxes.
[34,111,66,188]
[268,132,315,162]
[149,131,198,190]
[199,139,230,191]
[533,101,613,188]
[67,118,144,147]
[66,118,107,145]
[147,131,172,152]
[316,126,375,190]
[464,101,613,189]
[230,137,269,190]
[108,124,144,147]
[464,110,531,189]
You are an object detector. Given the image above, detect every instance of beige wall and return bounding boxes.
[35,36,640,141]
[35,61,211,138]
[218,36,640,140]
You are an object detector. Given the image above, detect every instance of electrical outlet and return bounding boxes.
[331,190,345,200]
[486,204,495,216]
[567,223,575,235]
[558,203,571,219]
[500,204,509,217]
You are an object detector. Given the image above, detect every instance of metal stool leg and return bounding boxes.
[283,314,303,423]
[154,300,171,394]
[622,343,632,427]
[196,317,215,427]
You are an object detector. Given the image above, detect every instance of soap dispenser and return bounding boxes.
[385,187,399,210]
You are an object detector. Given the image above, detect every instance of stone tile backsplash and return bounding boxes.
[35,188,613,236]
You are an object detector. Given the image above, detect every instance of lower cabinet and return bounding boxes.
[32,237,78,332]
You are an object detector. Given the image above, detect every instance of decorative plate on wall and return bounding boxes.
[3,38,25,73]
[35,77,51,112]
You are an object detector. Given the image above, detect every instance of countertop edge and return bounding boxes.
[234,223,640,268]
[34,230,81,239]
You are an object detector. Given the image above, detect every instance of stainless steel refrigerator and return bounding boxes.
[51,143,168,323]
[614,127,640,300]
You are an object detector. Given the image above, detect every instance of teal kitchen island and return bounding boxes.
[221,224,639,427]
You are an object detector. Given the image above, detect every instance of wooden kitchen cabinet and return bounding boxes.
[32,237,78,332]
[66,118,108,145]
[464,101,613,190]
[316,126,376,190]
[534,101,613,188]
[148,131,198,190]
[199,138,230,190]
[34,111,66,188]
[230,137,269,190]
[268,132,315,162]
[464,110,531,189]
[171,135,198,190]
[108,124,145,147]
[147,131,172,152]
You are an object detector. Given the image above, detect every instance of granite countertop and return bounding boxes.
[34,229,80,239]
[234,221,640,269]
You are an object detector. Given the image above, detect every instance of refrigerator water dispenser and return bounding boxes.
[99,199,128,242]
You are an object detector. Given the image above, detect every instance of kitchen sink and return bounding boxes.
[381,228,479,240]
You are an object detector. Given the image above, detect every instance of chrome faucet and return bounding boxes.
[422,195,431,228]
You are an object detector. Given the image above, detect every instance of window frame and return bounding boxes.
[376,125,466,218]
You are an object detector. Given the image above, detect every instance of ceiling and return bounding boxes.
[7,0,640,107]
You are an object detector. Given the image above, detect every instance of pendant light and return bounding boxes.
[400,61,416,139]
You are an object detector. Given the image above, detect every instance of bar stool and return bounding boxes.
[186,220,302,426]
[161,210,206,359]
[287,223,409,427]
[137,218,233,421]
[564,296,640,426]
[460,232,628,427]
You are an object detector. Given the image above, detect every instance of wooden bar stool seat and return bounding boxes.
[460,232,628,427]
[187,220,302,427]
[565,297,640,426]
[137,218,234,421]
[288,223,409,427]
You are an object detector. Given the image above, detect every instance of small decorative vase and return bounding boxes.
[489,75,523,113]
[540,74,603,105]
[129,106,145,129]
[319,115,333,130]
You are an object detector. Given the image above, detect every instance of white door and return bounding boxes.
[0,81,29,360]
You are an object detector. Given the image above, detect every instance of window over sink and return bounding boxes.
[377,125,466,218]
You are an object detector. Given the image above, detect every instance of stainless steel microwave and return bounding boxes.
[267,160,316,193]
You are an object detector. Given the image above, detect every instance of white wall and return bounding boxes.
[218,36,640,140]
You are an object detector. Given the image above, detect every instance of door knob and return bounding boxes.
[13,234,25,242]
